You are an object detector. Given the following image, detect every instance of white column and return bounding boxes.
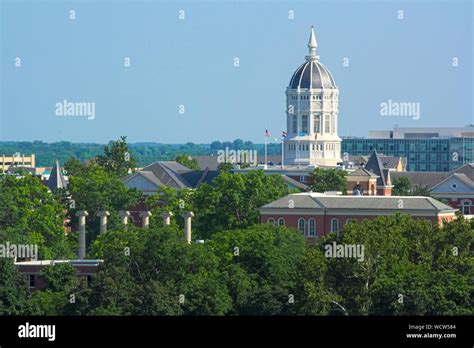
[140,211,152,228]
[76,210,89,259]
[161,211,173,226]
[182,212,195,244]
[96,211,110,235]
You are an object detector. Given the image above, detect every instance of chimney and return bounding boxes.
[182,211,194,244]
[161,211,173,226]
[119,210,131,228]
[76,210,89,259]
[140,211,152,228]
[96,211,110,234]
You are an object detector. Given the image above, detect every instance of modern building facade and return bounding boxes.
[1,153,36,172]
[284,27,341,166]
[259,192,457,239]
[342,126,474,171]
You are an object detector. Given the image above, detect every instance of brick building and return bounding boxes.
[259,192,457,240]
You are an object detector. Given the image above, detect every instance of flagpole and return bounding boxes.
[264,134,268,169]
[281,138,284,169]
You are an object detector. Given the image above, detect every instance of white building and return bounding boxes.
[284,27,342,167]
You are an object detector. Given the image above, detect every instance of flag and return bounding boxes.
[265,129,270,137]
[282,131,287,138]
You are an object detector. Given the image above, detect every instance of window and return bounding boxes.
[313,114,321,133]
[298,218,306,235]
[331,218,339,235]
[29,275,35,289]
[292,115,298,133]
[267,218,275,225]
[278,218,286,226]
[300,176,307,183]
[324,115,330,133]
[302,115,308,133]
[462,201,471,215]
[346,218,354,224]
[308,219,316,237]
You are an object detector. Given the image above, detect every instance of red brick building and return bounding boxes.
[259,192,457,240]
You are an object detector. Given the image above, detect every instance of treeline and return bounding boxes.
[0,139,282,168]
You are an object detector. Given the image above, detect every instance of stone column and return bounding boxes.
[96,211,110,235]
[76,210,89,259]
[140,211,152,228]
[182,211,194,244]
[119,210,131,228]
[160,211,173,226]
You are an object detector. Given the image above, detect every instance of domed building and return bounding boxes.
[284,27,342,167]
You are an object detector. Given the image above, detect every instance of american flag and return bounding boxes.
[265,129,270,137]
[282,131,287,138]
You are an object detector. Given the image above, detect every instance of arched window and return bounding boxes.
[331,218,339,235]
[298,218,306,235]
[308,218,316,237]
[346,218,354,224]
[278,218,286,226]
[267,218,275,225]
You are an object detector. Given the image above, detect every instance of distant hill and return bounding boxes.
[0,140,281,167]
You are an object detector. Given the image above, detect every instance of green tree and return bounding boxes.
[192,170,290,238]
[68,164,141,252]
[392,176,411,196]
[209,224,306,315]
[0,259,30,315]
[175,154,200,170]
[96,136,137,177]
[310,168,347,194]
[0,174,73,259]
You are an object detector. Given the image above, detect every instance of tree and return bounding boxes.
[67,164,142,252]
[64,158,87,177]
[392,177,411,196]
[0,259,30,315]
[192,170,290,238]
[310,168,347,194]
[88,225,232,315]
[175,154,200,170]
[208,224,307,315]
[96,136,136,177]
[411,185,431,197]
[0,174,74,259]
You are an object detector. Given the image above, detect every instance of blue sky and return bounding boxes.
[1,0,473,143]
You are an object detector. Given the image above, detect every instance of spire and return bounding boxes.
[48,160,67,191]
[306,26,319,61]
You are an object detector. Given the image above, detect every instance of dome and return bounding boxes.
[289,60,336,89]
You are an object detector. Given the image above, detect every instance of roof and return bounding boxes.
[289,60,336,89]
[123,161,218,190]
[391,164,474,190]
[282,175,309,190]
[260,192,455,212]
[349,155,405,170]
[347,167,378,178]
[364,150,390,187]
[47,160,67,191]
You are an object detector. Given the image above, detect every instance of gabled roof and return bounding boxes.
[123,161,219,191]
[48,160,67,191]
[391,163,474,190]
